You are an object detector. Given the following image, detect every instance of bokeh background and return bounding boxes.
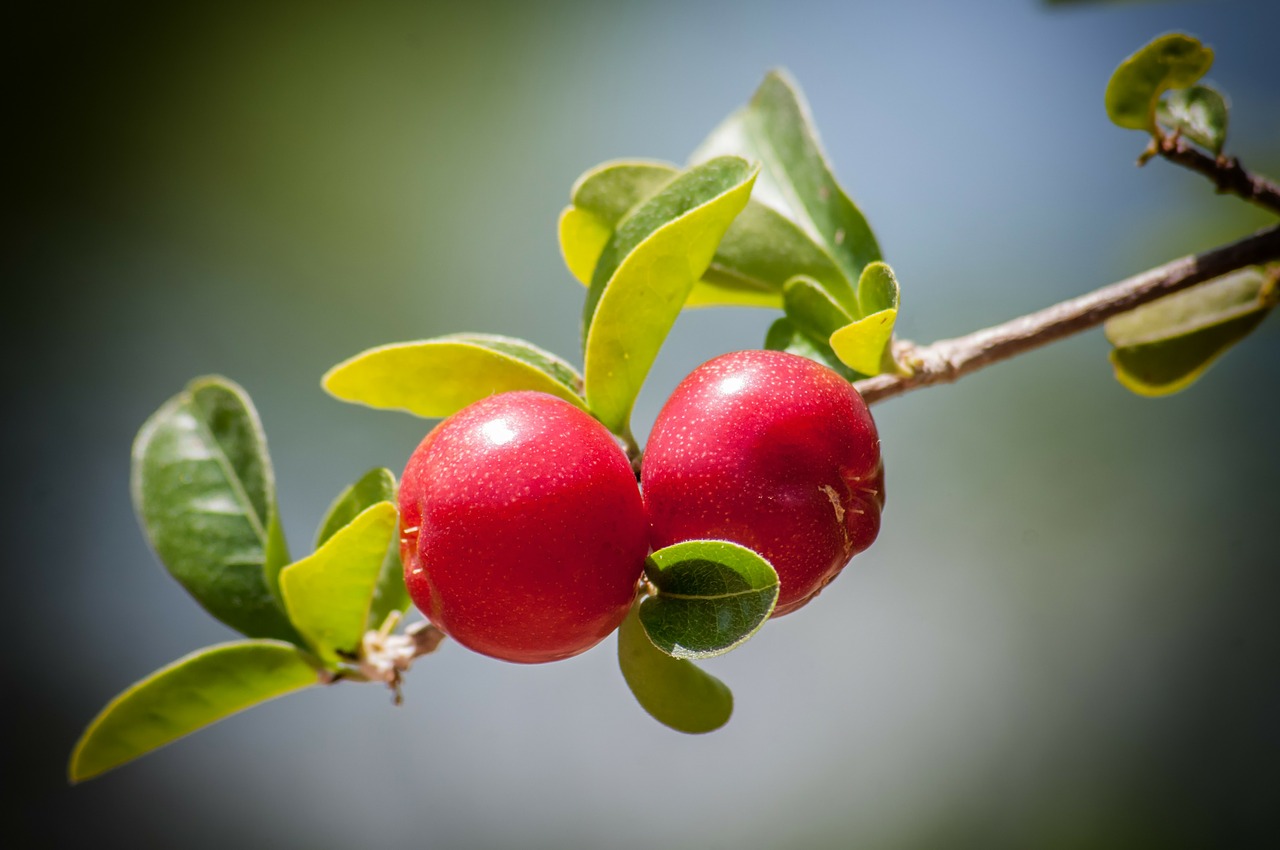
[6,1,1280,847]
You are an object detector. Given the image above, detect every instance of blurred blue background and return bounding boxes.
[6,1,1280,847]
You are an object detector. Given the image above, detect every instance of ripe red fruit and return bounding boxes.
[641,350,884,617]
[399,391,648,663]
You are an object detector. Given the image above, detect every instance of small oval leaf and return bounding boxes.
[583,157,757,435]
[617,602,733,735]
[692,69,880,294]
[783,275,854,339]
[830,309,899,377]
[1105,268,1277,396]
[764,317,858,380]
[1157,84,1229,155]
[324,333,585,419]
[1105,33,1214,134]
[281,502,400,664]
[69,640,319,783]
[639,540,779,659]
[857,260,901,318]
[132,377,300,643]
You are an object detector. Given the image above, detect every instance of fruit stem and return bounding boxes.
[618,425,644,478]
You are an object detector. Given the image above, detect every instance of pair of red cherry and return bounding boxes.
[398,349,885,664]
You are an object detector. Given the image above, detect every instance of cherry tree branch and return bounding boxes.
[1149,135,1280,216]
[854,224,1280,405]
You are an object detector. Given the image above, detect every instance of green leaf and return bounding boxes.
[857,259,901,317]
[638,540,779,659]
[559,160,680,287]
[695,200,848,309]
[324,333,586,419]
[692,69,880,303]
[280,502,400,664]
[783,275,853,340]
[315,468,397,548]
[617,602,733,735]
[582,156,757,435]
[69,640,319,783]
[830,261,902,376]
[764,317,857,380]
[132,377,301,643]
[1105,33,1214,134]
[1157,84,1229,155]
[315,468,408,629]
[1105,268,1277,396]
[560,159,846,311]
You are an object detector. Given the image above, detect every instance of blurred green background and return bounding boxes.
[6,1,1280,847]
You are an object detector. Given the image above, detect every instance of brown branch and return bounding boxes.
[1151,135,1280,216]
[854,224,1280,405]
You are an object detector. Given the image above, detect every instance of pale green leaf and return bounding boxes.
[692,69,879,302]
[69,640,319,782]
[280,502,400,664]
[1105,268,1277,396]
[639,540,779,659]
[617,602,733,735]
[1105,33,1213,133]
[324,333,585,419]
[583,157,757,435]
[132,377,300,643]
[1157,84,1229,155]
[315,468,408,629]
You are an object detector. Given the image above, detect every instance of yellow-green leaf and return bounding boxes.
[583,157,757,435]
[560,159,844,310]
[559,160,680,286]
[314,468,409,629]
[559,206,615,285]
[829,262,902,375]
[69,640,319,783]
[831,309,898,376]
[280,502,399,664]
[617,601,733,735]
[323,333,585,419]
[1105,33,1214,134]
[1105,268,1277,396]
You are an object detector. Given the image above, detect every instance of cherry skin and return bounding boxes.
[399,391,648,663]
[641,350,884,617]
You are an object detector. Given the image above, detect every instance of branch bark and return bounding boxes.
[1152,135,1280,216]
[854,224,1280,405]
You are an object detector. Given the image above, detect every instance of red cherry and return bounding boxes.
[641,350,884,617]
[399,391,648,663]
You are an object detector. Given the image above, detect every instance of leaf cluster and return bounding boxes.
[1103,34,1277,394]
